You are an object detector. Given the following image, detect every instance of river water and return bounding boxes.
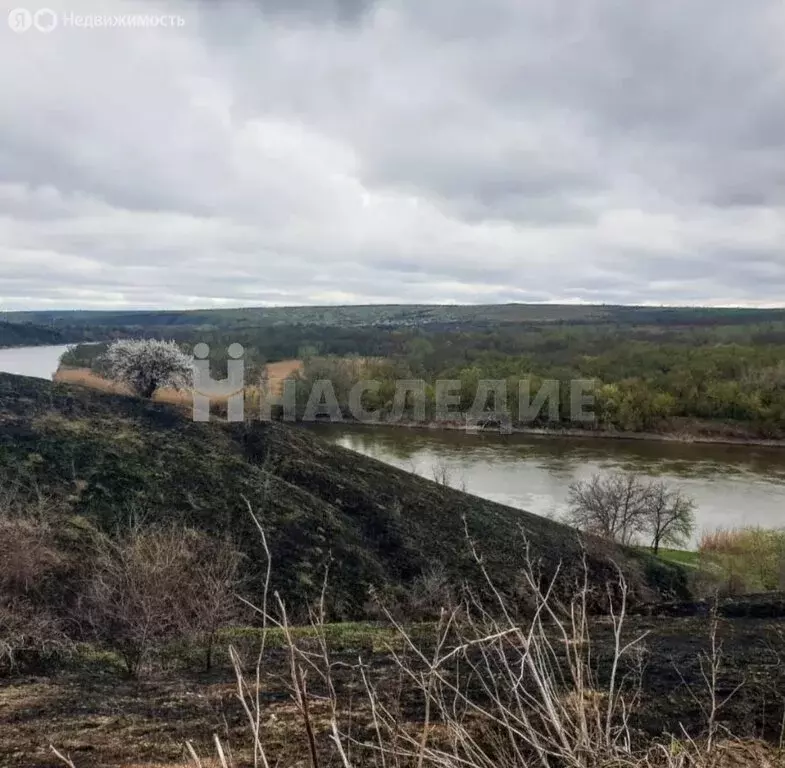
[0,344,73,380]
[2,345,784,536]
[311,424,785,536]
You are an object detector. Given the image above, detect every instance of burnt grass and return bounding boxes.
[2,609,785,767]
[0,372,685,616]
[2,372,778,765]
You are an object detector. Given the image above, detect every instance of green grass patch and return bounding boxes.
[634,546,699,569]
[656,548,699,569]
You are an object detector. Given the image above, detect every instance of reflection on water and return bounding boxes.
[309,424,785,535]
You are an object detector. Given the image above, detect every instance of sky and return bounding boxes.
[1,0,784,310]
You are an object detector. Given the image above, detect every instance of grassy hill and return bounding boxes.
[0,373,686,617]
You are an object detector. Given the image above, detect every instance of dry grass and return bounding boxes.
[55,367,191,405]
[701,741,785,767]
[54,361,307,407]
[263,359,303,395]
[51,760,227,768]
[119,761,225,768]
[54,368,231,411]
[700,530,750,556]
[54,367,129,394]
[699,527,785,593]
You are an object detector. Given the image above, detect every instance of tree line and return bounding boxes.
[59,318,785,436]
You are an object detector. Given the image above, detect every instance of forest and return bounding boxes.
[46,303,785,438]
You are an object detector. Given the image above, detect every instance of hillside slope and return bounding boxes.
[0,373,686,617]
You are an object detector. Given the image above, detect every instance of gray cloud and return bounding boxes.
[0,0,784,310]
[249,0,373,24]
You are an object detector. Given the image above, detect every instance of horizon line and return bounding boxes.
[5,300,785,314]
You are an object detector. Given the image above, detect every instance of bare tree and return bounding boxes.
[646,481,696,554]
[566,473,651,545]
[567,473,696,553]
[102,339,192,399]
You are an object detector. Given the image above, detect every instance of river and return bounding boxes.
[310,423,785,537]
[2,345,784,536]
[0,344,74,380]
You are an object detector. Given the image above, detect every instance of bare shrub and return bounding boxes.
[182,536,245,671]
[102,339,192,399]
[647,483,696,555]
[0,517,65,595]
[431,460,453,487]
[390,563,456,621]
[83,526,242,676]
[0,517,72,673]
[567,473,652,545]
[0,602,71,675]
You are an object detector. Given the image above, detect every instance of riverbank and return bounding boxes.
[316,416,785,449]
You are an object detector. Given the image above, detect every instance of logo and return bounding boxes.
[7,7,58,32]
[192,343,246,423]
[8,9,185,33]
[33,8,57,32]
[8,8,33,32]
[187,339,598,427]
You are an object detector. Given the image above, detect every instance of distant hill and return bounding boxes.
[5,304,606,330]
[11,303,785,333]
[0,373,686,617]
[0,320,66,348]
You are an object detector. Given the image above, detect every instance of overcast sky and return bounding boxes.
[1,0,784,310]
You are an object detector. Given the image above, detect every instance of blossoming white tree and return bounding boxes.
[102,339,192,399]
